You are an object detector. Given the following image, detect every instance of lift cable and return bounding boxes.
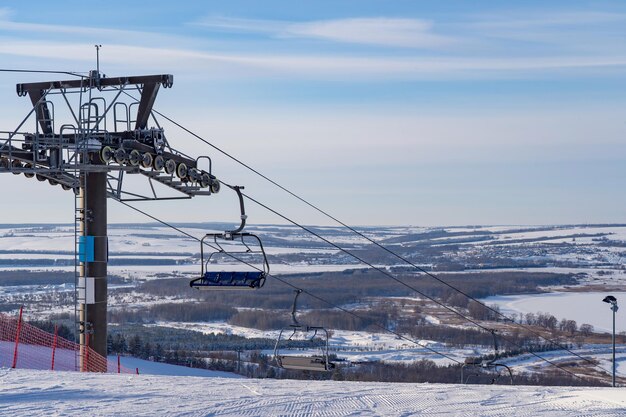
[114,196,589,383]
[112,90,599,380]
[235,189,601,382]
[113,198,465,365]
[0,68,88,78]
[0,69,598,380]
[143,103,602,369]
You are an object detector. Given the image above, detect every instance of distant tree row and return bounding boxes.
[28,319,75,342]
[132,270,577,312]
[108,327,609,387]
[108,302,235,324]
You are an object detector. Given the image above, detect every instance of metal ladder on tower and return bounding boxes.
[73,175,84,371]
[73,100,92,370]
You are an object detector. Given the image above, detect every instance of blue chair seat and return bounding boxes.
[192,271,265,289]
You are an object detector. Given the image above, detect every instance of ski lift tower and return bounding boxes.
[0,68,220,371]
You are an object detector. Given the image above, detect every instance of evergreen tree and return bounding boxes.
[141,341,153,359]
[129,335,142,356]
[154,343,164,360]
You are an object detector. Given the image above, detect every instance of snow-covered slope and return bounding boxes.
[113,356,243,378]
[0,368,625,416]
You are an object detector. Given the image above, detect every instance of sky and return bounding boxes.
[0,1,625,227]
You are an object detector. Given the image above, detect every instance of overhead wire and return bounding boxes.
[0,73,609,357]
[113,197,463,365]
[1,67,604,381]
[115,88,599,381]
[117,189,590,382]
[234,187,594,382]
[0,69,88,78]
[142,103,606,373]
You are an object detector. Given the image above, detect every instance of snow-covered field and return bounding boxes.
[149,320,626,379]
[0,368,625,416]
[483,292,626,333]
[501,344,626,378]
[152,321,486,366]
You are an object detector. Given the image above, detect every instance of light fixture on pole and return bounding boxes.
[602,295,618,387]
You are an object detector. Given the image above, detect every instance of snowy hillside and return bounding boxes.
[1,368,625,416]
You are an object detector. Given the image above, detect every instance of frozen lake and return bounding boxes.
[483,292,626,333]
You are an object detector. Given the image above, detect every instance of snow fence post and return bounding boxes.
[135,367,139,375]
[12,306,23,369]
[84,333,90,372]
[117,355,120,374]
[51,325,58,371]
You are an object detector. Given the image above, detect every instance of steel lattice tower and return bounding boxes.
[1,69,220,370]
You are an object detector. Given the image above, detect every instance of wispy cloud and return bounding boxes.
[194,16,458,49]
[463,10,626,54]
[194,11,626,55]
[468,11,626,29]
[288,18,457,48]
[0,12,196,48]
[1,9,626,80]
[1,39,626,79]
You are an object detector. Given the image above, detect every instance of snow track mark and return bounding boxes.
[2,370,626,416]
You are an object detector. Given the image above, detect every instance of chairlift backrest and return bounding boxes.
[461,329,513,385]
[276,355,335,372]
[190,232,269,290]
[189,184,269,291]
[272,290,334,372]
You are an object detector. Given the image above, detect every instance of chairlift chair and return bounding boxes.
[461,329,513,385]
[273,290,335,372]
[189,185,269,290]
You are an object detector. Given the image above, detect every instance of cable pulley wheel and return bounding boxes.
[23,164,34,178]
[128,149,141,167]
[153,155,165,171]
[36,174,46,182]
[210,179,221,193]
[187,168,196,182]
[199,172,211,188]
[100,146,114,164]
[61,184,72,191]
[141,152,153,169]
[176,163,188,179]
[164,159,176,175]
[48,179,58,186]
[11,159,22,175]
[190,168,203,184]
[114,148,127,164]
[0,158,7,170]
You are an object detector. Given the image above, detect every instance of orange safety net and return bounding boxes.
[0,307,135,374]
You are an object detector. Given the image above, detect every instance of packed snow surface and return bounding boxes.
[112,356,243,379]
[1,368,625,416]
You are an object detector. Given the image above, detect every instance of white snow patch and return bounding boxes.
[483,292,626,333]
[0,368,625,416]
[111,356,242,378]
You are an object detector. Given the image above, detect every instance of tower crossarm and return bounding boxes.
[16,74,173,95]
[16,73,173,133]
[2,71,220,199]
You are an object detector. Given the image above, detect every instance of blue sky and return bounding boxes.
[0,1,625,226]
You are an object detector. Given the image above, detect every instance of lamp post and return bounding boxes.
[602,295,618,387]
